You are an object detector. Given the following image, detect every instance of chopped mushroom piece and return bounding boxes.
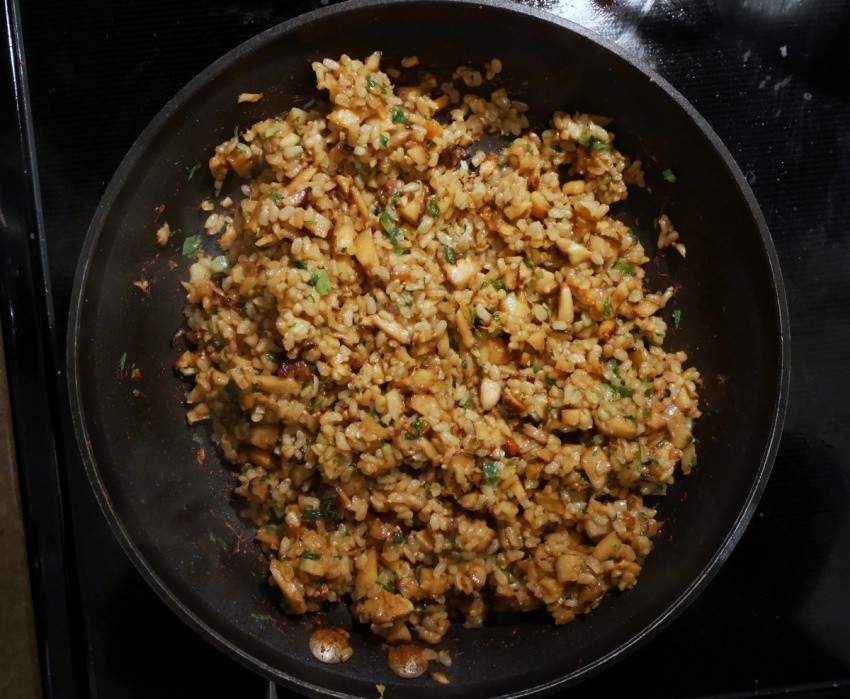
[369,313,411,344]
[353,229,379,269]
[155,222,171,247]
[444,257,478,288]
[480,378,502,411]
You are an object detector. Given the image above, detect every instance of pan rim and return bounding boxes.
[66,0,791,696]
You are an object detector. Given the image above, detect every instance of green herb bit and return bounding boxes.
[523,257,536,269]
[461,358,469,369]
[385,227,405,253]
[427,197,440,218]
[607,359,624,380]
[318,494,341,523]
[531,361,541,373]
[379,210,407,253]
[366,75,378,91]
[302,509,322,521]
[579,135,610,150]
[392,530,404,545]
[270,190,285,202]
[390,106,408,124]
[379,210,397,234]
[191,432,204,445]
[404,416,423,440]
[182,234,202,258]
[482,460,503,485]
[379,132,390,147]
[613,259,636,276]
[291,258,308,270]
[604,381,635,398]
[672,309,683,329]
[627,227,640,242]
[377,567,397,592]
[425,486,433,498]
[211,255,229,273]
[308,269,332,295]
[185,160,201,181]
[262,351,277,363]
[662,169,677,183]
[602,299,613,318]
[301,551,321,560]
[546,376,557,386]
[442,244,458,264]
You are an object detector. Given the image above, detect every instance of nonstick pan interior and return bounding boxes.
[68,1,789,696]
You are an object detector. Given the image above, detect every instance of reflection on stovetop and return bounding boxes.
[11,0,850,696]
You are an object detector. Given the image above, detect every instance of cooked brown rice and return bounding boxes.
[175,52,701,649]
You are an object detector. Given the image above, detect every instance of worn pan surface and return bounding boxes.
[68,1,790,696]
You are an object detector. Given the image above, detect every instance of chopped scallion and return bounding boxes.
[308,269,332,295]
[672,309,683,329]
[613,259,635,275]
[185,160,201,181]
[182,234,202,258]
[482,460,503,485]
[390,106,408,124]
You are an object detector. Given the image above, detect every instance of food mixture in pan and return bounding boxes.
[174,52,701,663]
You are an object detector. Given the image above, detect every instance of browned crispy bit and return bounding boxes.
[439,145,467,168]
[501,387,526,414]
[503,436,521,456]
[277,358,312,382]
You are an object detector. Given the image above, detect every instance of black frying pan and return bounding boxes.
[67,1,790,696]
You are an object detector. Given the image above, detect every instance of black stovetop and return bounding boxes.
[2,0,849,697]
